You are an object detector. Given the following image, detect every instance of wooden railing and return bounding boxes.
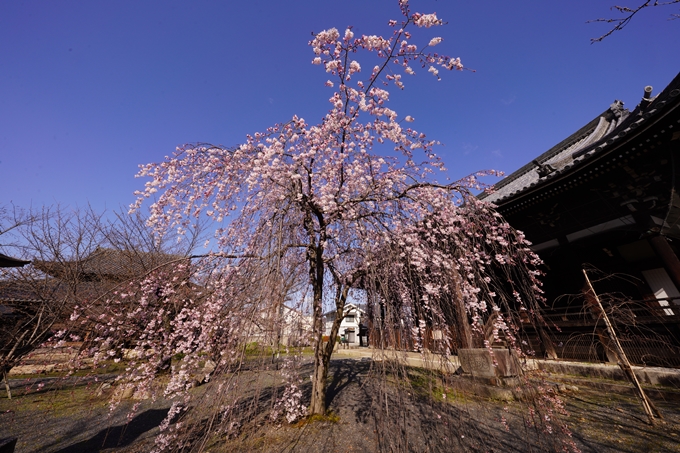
[540,297,680,326]
[530,297,680,367]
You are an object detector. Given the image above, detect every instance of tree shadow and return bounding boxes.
[163,376,290,451]
[166,360,372,452]
[325,358,370,409]
[53,408,169,453]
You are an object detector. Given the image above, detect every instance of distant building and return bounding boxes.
[324,303,368,347]
[245,304,313,348]
[1,247,190,369]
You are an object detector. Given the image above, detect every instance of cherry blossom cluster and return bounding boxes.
[270,353,307,424]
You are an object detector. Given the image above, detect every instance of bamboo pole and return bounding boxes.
[582,269,662,425]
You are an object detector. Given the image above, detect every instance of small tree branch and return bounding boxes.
[589,1,680,42]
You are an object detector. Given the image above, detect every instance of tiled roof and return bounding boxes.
[323,303,366,318]
[479,71,680,205]
[0,253,30,268]
[0,279,47,302]
[33,247,183,280]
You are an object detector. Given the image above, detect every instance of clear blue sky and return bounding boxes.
[1,0,679,214]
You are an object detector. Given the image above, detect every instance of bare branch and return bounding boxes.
[590,0,680,42]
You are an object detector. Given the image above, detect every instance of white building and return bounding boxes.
[324,303,367,347]
[246,304,313,348]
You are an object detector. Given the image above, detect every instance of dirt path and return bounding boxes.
[2,358,680,452]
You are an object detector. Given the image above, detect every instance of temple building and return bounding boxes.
[479,71,680,366]
[0,253,29,268]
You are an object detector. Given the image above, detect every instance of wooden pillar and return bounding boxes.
[537,325,558,360]
[648,235,680,293]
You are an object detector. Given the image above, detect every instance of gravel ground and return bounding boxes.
[2,359,680,453]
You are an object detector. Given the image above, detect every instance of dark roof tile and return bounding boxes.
[479,71,680,206]
[33,248,183,280]
[0,253,30,268]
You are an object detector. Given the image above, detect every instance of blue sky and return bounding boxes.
[1,0,679,214]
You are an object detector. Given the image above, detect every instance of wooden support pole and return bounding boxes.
[648,235,680,297]
[2,369,11,400]
[537,324,558,360]
[583,269,662,425]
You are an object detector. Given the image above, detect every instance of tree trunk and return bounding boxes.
[451,269,473,349]
[538,325,558,360]
[271,301,282,370]
[309,284,349,415]
[308,234,328,415]
[309,339,331,415]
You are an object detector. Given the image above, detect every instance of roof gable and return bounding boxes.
[480,71,680,206]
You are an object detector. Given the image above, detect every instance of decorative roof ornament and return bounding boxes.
[609,99,626,119]
[640,85,654,111]
[533,159,556,177]
[480,71,680,206]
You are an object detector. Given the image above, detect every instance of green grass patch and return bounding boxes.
[8,359,130,380]
[0,379,111,416]
[295,411,340,427]
[243,342,315,358]
[403,366,468,403]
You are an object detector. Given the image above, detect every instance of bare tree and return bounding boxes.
[0,206,105,398]
[0,206,204,398]
[590,0,680,42]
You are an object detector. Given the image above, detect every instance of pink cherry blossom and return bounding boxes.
[428,37,443,46]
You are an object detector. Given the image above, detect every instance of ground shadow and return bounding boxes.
[53,408,169,453]
[325,358,370,409]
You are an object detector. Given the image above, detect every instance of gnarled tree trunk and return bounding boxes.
[309,275,350,415]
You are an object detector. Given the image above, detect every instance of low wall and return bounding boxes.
[537,360,680,387]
